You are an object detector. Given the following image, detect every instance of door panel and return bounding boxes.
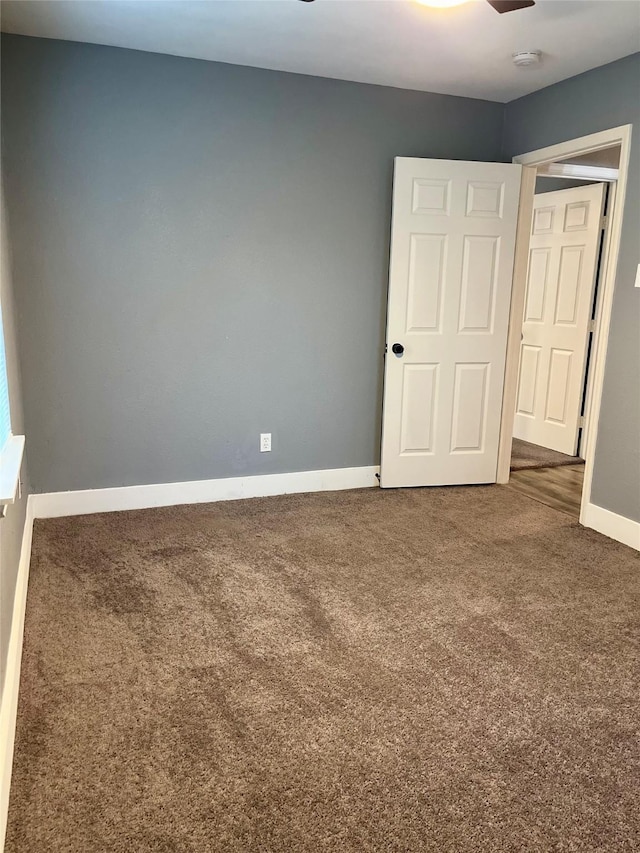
[400,364,438,454]
[514,183,605,455]
[545,349,572,423]
[524,248,550,322]
[380,158,522,488]
[459,236,498,332]
[451,363,489,453]
[406,235,445,331]
[517,346,540,415]
[554,246,583,324]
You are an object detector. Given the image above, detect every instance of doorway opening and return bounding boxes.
[378,125,631,543]
[497,126,632,532]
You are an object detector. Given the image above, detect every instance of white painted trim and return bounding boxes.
[512,126,629,169]
[0,435,25,505]
[0,496,34,851]
[536,162,618,182]
[31,466,380,519]
[499,124,633,538]
[579,180,614,467]
[578,149,629,531]
[497,165,536,484]
[582,503,640,551]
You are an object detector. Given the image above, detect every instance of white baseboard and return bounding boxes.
[31,466,380,520]
[582,502,640,551]
[0,496,34,851]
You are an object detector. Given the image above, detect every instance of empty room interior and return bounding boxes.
[0,1,639,850]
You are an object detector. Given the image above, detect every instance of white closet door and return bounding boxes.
[514,183,605,455]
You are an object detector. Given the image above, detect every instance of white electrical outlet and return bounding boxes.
[260,433,272,452]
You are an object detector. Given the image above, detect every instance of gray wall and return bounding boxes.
[534,177,598,193]
[503,52,640,523]
[1,35,505,493]
[3,35,638,525]
[0,180,29,691]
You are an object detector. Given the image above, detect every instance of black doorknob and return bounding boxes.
[392,343,404,356]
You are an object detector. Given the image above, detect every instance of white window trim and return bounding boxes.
[0,434,25,505]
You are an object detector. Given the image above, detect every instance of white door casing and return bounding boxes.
[514,183,606,455]
[380,158,522,488]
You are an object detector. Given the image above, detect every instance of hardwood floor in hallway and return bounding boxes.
[505,463,585,519]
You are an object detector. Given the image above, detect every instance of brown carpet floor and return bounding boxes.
[7,486,640,852]
[511,438,584,471]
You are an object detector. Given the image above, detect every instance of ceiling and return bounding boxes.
[1,0,639,103]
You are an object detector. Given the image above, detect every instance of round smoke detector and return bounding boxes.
[513,50,542,67]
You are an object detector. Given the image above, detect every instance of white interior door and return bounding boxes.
[380,157,522,488]
[514,183,605,455]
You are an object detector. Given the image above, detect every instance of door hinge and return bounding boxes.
[589,319,596,333]
[578,416,585,429]
[600,214,608,230]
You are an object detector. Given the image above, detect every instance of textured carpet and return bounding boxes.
[7,486,640,852]
[510,438,584,471]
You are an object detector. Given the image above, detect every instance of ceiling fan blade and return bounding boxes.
[486,0,535,12]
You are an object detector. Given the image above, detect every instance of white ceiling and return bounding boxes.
[1,0,639,103]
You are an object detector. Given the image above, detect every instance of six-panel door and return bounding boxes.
[380,158,522,488]
[514,183,605,456]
